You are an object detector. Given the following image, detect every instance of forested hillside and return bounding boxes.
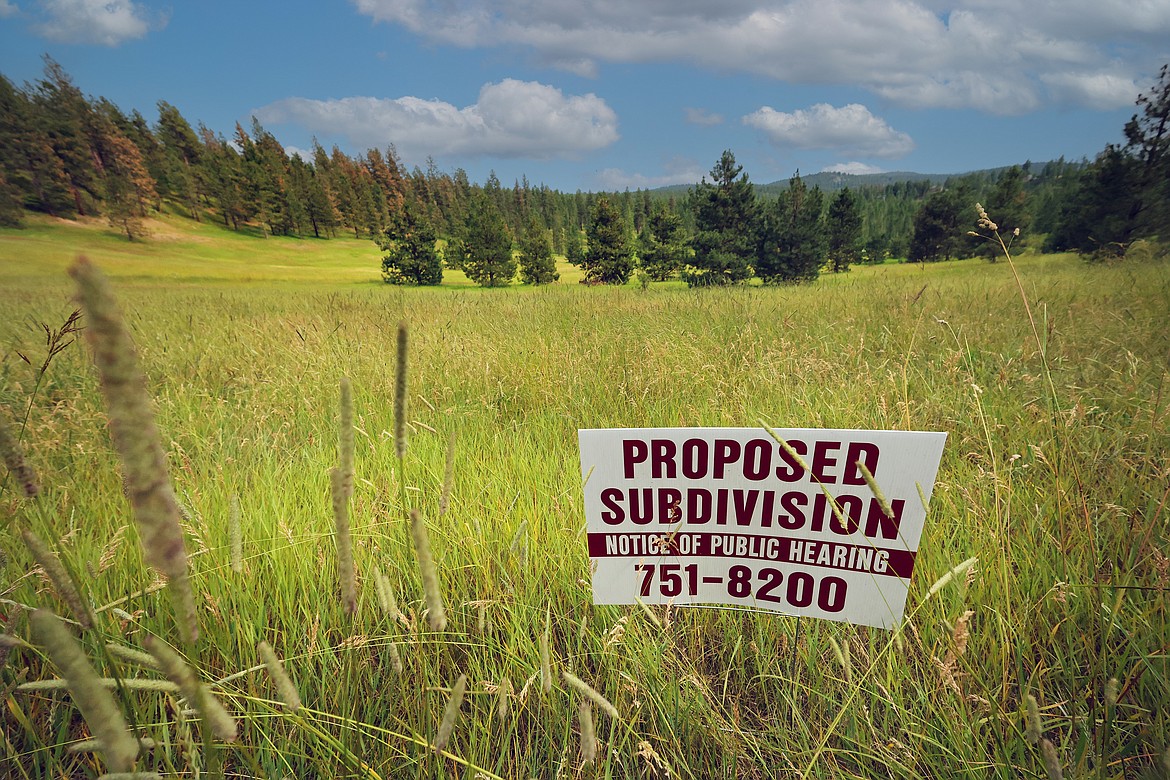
[1,59,1166,285]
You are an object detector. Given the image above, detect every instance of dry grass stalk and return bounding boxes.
[433,673,467,754]
[0,412,38,498]
[578,698,597,764]
[30,609,138,773]
[562,671,619,720]
[21,529,91,629]
[394,322,409,460]
[409,508,446,631]
[69,257,197,645]
[330,467,356,616]
[939,609,975,692]
[229,494,242,574]
[258,640,302,712]
[144,635,237,742]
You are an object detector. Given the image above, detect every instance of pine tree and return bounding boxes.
[155,101,203,219]
[518,215,559,285]
[757,172,826,283]
[825,187,862,273]
[639,205,689,280]
[376,201,442,285]
[459,192,515,287]
[909,188,966,263]
[580,196,633,285]
[979,166,1030,260]
[688,150,758,286]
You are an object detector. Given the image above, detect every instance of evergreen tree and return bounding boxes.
[638,205,689,280]
[155,101,203,219]
[757,172,826,283]
[459,192,515,287]
[688,150,758,286]
[518,215,559,284]
[909,188,966,263]
[825,187,862,273]
[580,195,633,284]
[90,105,157,240]
[32,57,101,216]
[376,202,442,285]
[979,166,1030,260]
[565,226,585,266]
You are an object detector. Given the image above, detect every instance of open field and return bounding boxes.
[2,215,1169,778]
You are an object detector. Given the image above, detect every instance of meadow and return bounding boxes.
[1,213,1168,779]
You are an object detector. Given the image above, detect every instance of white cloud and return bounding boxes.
[594,157,706,189]
[34,0,161,45]
[744,103,915,158]
[255,79,619,161]
[822,162,885,175]
[684,107,723,126]
[352,0,1168,113]
[0,1,19,19]
[1040,71,1141,110]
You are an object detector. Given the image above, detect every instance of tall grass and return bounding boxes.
[1,218,1168,777]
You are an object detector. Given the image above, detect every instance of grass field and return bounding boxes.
[1,213,1168,779]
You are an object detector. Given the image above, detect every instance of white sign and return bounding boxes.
[579,427,947,629]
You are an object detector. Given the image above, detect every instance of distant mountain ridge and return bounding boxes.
[651,162,1070,197]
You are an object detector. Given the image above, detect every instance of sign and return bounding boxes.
[579,427,947,629]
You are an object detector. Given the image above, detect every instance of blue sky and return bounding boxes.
[1,0,1166,192]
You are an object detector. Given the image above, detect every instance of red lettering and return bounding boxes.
[811,440,842,483]
[622,440,648,479]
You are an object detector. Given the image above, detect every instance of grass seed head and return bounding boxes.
[145,635,237,742]
[394,322,409,459]
[0,412,38,498]
[69,257,197,644]
[540,609,552,694]
[1025,693,1042,744]
[409,508,446,631]
[339,377,355,499]
[229,494,242,575]
[258,640,302,712]
[578,698,597,764]
[331,467,356,616]
[562,671,619,720]
[433,673,467,754]
[1040,738,1063,780]
[21,529,91,629]
[31,609,138,773]
[495,677,512,722]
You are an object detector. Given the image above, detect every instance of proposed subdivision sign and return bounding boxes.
[579,427,947,629]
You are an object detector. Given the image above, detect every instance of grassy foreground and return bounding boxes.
[1,215,1169,778]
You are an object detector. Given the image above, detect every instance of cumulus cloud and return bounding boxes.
[684,107,723,126]
[1040,71,1142,110]
[34,0,161,45]
[351,0,1167,113]
[255,79,619,161]
[822,162,885,175]
[594,157,707,189]
[744,103,915,158]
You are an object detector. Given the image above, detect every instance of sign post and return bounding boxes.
[579,427,946,629]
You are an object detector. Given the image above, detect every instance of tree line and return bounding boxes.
[1,58,1165,286]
